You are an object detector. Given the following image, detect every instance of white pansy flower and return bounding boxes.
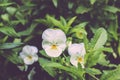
[19,45,38,65]
[42,28,66,57]
[68,43,86,68]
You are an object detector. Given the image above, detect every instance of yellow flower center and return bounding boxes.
[27,55,32,60]
[77,57,83,63]
[51,44,57,50]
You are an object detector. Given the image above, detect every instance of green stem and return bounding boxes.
[88,73,100,80]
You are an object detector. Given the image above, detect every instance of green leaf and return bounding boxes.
[71,22,88,33]
[108,20,118,40]
[38,58,56,77]
[15,12,26,25]
[91,28,107,50]
[7,6,26,25]
[28,68,36,80]
[13,38,21,43]
[1,13,9,21]
[75,5,91,14]
[100,66,120,80]
[86,68,101,75]
[0,43,23,49]
[90,0,97,5]
[46,15,64,29]
[34,19,50,27]
[0,50,22,64]
[18,23,37,36]
[85,50,102,67]
[104,6,120,13]
[65,16,77,33]
[60,16,67,26]
[97,53,109,66]
[52,0,58,8]
[100,47,113,53]
[39,58,84,79]
[39,50,49,58]
[0,2,14,6]
[0,27,20,37]
[75,22,88,28]
[45,62,84,79]
[118,40,120,56]
[0,36,8,43]
[97,52,117,67]
[68,2,74,9]
[6,7,17,15]
[67,16,77,27]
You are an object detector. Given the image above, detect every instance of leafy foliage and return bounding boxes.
[0,0,120,80]
[90,28,107,50]
[100,65,120,80]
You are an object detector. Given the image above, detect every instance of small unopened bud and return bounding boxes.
[66,37,72,47]
[76,29,87,39]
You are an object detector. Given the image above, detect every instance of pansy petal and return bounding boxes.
[70,56,78,67]
[42,28,66,42]
[42,40,51,49]
[22,45,38,55]
[68,43,86,56]
[55,29,66,42]
[30,46,38,54]
[45,47,63,57]
[32,54,38,62]
[58,42,66,51]
[42,40,66,57]
[19,52,27,59]
[70,54,85,68]
[42,29,54,41]
[80,43,86,56]
[23,57,34,65]
[68,44,80,55]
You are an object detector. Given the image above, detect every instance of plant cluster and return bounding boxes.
[0,0,120,80]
